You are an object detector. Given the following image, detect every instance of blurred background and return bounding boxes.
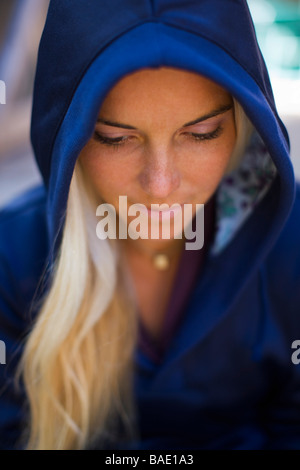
[0,0,49,208]
[0,0,299,208]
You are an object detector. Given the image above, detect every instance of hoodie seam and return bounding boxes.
[148,0,156,17]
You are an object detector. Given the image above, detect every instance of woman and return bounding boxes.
[0,0,299,450]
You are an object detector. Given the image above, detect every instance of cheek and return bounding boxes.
[79,143,134,199]
[207,125,237,176]
[185,135,236,192]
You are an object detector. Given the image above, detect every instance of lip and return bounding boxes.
[132,203,185,220]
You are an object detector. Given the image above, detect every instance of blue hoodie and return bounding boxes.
[0,0,300,450]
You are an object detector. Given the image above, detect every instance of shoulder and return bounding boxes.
[0,184,47,232]
[0,186,51,449]
[263,182,300,327]
[0,185,50,321]
[266,182,300,271]
[276,182,300,242]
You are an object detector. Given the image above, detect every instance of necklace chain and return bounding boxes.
[123,240,184,271]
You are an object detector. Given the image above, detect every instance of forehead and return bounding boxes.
[99,67,232,124]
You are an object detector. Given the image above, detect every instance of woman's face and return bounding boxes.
[79,67,236,238]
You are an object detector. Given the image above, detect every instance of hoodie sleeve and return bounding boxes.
[0,186,49,449]
[264,373,300,449]
[262,183,300,449]
[0,254,28,449]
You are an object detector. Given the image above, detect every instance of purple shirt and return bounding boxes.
[137,196,216,363]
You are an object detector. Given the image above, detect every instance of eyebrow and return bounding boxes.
[96,118,136,130]
[182,104,233,127]
[96,104,233,130]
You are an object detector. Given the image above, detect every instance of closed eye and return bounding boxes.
[93,132,131,147]
[93,125,224,149]
[183,126,223,142]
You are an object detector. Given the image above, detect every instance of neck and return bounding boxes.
[120,237,186,271]
[122,235,185,254]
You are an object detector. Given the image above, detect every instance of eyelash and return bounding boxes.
[185,126,223,142]
[94,133,131,148]
[93,126,223,148]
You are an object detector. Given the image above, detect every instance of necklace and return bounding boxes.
[122,239,185,271]
[152,253,171,271]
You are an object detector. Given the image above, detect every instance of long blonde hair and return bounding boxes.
[19,162,138,450]
[18,96,253,450]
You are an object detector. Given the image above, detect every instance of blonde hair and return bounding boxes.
[226,98,254,174]
[19,163,138,450]
[18,96,252,450]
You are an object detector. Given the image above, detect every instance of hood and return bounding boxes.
[30,0,295,265]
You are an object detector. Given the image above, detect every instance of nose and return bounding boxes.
[138,144,181,199]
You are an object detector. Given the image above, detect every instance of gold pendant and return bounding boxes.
[152,253,170,271]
